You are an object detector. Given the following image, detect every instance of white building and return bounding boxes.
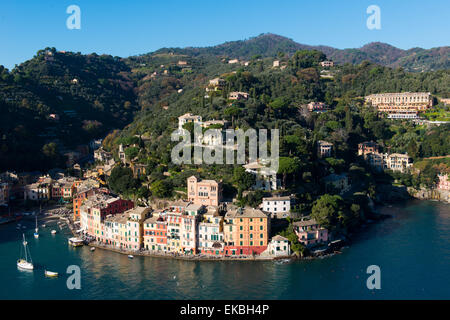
[243,161,281,191]
[262,196,292,218]
[23,183,50,201]
[198,214,224,255]
[178,113,202,131]
[320,61,334,67]
[266,235,291,257]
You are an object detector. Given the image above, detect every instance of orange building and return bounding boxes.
[224,207,270,256]
[144,216,168,252]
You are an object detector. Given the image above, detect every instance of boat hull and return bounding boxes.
[17,260,34,270]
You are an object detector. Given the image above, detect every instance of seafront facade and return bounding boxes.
[74,177,297,259]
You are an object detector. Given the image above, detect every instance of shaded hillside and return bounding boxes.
[0,48,138,171]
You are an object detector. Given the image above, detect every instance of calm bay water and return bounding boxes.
[1,200,449,300]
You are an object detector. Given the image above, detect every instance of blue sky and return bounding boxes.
[0,0,449,70]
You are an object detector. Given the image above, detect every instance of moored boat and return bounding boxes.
[17,234,34,270]
[68,237,84,247]
[45,270,58,277]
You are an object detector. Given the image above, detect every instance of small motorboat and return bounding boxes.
[90,247,96,252]
[51,230,57,235]
[128,255,134,259]
[42,224,46,228]
[45,270,58,277]
[34,232,39,239]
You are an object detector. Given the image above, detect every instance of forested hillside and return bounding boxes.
[1,34,449,173]
[0,47,138,171]
[153,34,450,72]
[103,47,449,208]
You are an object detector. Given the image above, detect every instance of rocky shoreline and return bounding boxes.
[408,187,450,204]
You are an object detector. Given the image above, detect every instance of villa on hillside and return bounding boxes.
[243,161,281,191]
[293,219,329,247]
[365,92,433,119]
[187,176,222,206]
[317,140,333,158]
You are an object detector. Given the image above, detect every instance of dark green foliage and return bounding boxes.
[108,166,139,196]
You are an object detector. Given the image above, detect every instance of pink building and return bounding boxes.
[187,176,222,206]
[437,174,450,191]
[293,219,328,247]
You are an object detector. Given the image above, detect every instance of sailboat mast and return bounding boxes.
[23,234,28,262]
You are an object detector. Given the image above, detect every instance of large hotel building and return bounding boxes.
[365,92,433,119]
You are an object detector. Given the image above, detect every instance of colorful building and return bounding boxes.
[126,207,152,251]
[437,174,450,191]
[224,207,270,256]
[358,141,380,156]
[80,194,134,241]
[293,219,328,247]
[198,209,224,256]
[143,215,168,252]
[187,176,222,206]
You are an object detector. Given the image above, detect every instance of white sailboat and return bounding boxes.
[17,234,34,270]
[34,216,39,238]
